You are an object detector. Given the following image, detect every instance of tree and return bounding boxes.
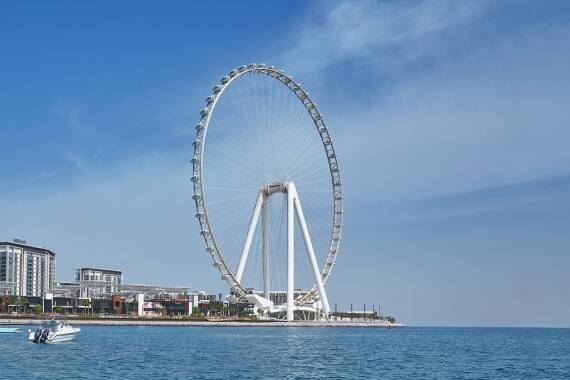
[21,297,29,313]
[7,296,17,313]
[14,297,22,313]
[53,305,64,314]
[128,300,138,315]
[80,299,92,314]
[192,306,201,317]
[34,304,43,315]
[209,302,223,317]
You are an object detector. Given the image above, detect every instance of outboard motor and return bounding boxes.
[33,329,42,343]
[39,328,50,343]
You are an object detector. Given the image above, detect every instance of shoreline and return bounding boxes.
[0,318,404,328]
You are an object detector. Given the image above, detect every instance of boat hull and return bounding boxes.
[0,327,19,333]
[47,331,78,343]
[28,323,81,343]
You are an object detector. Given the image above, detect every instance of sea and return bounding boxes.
[0,326,569,379]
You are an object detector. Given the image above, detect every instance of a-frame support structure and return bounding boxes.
[235,182,331,321]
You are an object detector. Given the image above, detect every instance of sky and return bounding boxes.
[1,0,569,326]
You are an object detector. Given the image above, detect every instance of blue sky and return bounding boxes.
[1,0,569,326]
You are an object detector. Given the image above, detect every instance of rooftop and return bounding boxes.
[78,267,123,275]
[0,239,56,257]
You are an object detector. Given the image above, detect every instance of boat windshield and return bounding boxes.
[41,318,61,328]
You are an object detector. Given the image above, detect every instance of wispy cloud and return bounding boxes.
[369,174,570,225]
[276,1,570,204]
[282,0,489,75]
[0,153,214,288]
[53,102,93,138]
[52,101,100,170]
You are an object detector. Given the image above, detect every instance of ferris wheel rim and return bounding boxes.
[191,63,344,305]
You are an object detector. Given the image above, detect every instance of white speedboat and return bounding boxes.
[28,318,81,343]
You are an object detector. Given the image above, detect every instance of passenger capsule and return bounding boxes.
[206,95,215,104]
[229,69,238,77]
[195,123,205,131]
[200,108,209,117]
[193,139,201,146]
[213,85,222,93]
[220,76,229,84]
[238,65,247,72]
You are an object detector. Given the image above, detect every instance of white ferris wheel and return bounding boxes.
[191,63,343,320]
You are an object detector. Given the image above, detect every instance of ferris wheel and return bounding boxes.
[191,63,343,320]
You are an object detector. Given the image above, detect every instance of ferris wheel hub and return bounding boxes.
[262,182,288,196]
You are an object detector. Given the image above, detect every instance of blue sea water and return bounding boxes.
[0,326,569,379]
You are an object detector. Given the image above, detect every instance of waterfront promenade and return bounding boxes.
[0,318,403,328]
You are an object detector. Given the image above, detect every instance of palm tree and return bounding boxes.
[7,296,17,313]
[14,297,22,313]
[129,300,138,315]
[22,297,29,314]
[80,299,92,315]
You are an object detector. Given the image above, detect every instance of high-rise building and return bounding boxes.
[0,239,56,297]
[76,267,123,298]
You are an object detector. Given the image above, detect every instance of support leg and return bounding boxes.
[261,197,270,301]
[291,183,331,319]
[236,191,264,282]
[287,186,295,321]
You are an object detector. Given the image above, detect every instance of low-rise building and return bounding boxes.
[52,281,80,298]
[116,284,190,300]
[76,267,123,298]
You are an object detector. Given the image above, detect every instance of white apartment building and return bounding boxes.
[76,267,123,298]
[0,239,56,297]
